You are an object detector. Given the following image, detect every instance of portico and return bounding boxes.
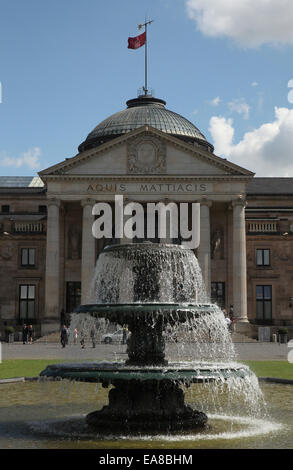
[40,124,253,334]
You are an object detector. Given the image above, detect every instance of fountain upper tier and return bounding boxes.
[90,243,207,305]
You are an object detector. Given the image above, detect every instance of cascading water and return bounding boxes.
[40,243,267,433]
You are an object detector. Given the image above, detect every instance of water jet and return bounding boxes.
[40,243,262,434]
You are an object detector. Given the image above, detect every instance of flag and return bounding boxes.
[128,32,146,49]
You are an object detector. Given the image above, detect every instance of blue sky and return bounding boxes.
[1,0,293,177]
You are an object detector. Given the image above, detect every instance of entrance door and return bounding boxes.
[211,282,225,309]
[66,282,81,313]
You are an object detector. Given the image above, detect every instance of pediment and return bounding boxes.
[39,126,254,180]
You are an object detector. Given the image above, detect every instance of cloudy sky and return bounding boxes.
[1,0,293,176]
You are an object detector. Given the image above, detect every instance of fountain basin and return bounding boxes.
[40,361,252,383]
[74,303,218,323]
[40,361,253,432]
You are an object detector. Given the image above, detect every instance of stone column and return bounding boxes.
[120,196,132,245]
[197,200,212,299]
[43,199,61,334]
[232,198,248,323]
[81,199,96,304]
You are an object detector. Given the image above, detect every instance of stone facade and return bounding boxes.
[0,127,293,339]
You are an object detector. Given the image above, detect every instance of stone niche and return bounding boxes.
[65,204,82,260]
[211,226,224,260]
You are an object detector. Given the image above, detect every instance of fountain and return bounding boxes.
[40,243,260,433]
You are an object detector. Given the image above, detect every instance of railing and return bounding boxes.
[13,222,45,233]
[247,221,278,233]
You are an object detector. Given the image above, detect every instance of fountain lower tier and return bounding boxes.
[74,303,220,365]
[40,362,252,432]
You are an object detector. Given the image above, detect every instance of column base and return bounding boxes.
[41,321,60,336]
[235,321,252,336]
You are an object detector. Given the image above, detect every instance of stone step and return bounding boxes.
[231,332,257,343]
[36,331,60,343]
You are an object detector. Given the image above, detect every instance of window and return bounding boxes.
[211,282,225,309]
[256,249,270,266]
[38,205,47,213]
[66,282,81,313]
[1,205,10,213]
[256,285,272,320]
[19,285,36,320]
[21,248,36,267]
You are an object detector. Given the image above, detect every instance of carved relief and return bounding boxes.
[127,136,166,174]
[67,226,81,259]
[246,250,253,263]
[0,242,13,261]
[211,227,224,260]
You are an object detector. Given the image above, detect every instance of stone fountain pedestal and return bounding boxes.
[86,379,207,432]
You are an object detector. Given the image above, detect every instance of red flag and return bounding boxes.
[128,32,146,49]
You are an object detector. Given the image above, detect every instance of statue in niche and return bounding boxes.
[0,242,13,261]
[278,246,290,261]
[246,250,253,263]
[68,226,81,260]
[211,227,224,260]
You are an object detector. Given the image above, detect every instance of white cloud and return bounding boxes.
[210,96,221,106]
[251,82,258,87]
[209,116,234,156]
[186,0,293,47]
[209,107,293,176]
[0,147,41,170]
[228,99,250,120]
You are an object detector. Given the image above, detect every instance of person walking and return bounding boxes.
[122,327,128,345]
[73,328,78,345]
[228,305,234,322]
[231,315,237,333]
[60,324,68,348]
[28,325,34,344]
[22,323,28,344]
[90,327,96,348]
[80,331,86,349]
[225,315,232,331]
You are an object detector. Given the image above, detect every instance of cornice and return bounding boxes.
[41,174,253,183]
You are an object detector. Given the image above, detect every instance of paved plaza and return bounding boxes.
[1,340,289,362]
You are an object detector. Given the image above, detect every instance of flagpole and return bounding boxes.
[138,19,153,96]
[145,21,148,95]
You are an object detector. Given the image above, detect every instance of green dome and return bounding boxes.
[78,95,213,153]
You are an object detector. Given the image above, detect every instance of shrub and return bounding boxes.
[277,327,288,335]
[4,326,15,334]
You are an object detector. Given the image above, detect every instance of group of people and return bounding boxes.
[22,324,34,344]
[223,305,236,332]
[60,325,96,349]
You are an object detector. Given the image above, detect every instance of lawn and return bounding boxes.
[0,359,293,380]
[241,360,293,380]
[0,359,66,379]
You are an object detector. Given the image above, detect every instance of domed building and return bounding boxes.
[0,93,293,341]
[78,95,214,153]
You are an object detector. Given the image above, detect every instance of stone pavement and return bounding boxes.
[0,340,289,361]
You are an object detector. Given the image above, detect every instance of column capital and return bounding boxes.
[47,198,61,208]
[81,198,95,208]
[232,197,247,208]
[200,198,212,208]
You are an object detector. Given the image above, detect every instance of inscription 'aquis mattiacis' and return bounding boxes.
[87,182,211,193]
